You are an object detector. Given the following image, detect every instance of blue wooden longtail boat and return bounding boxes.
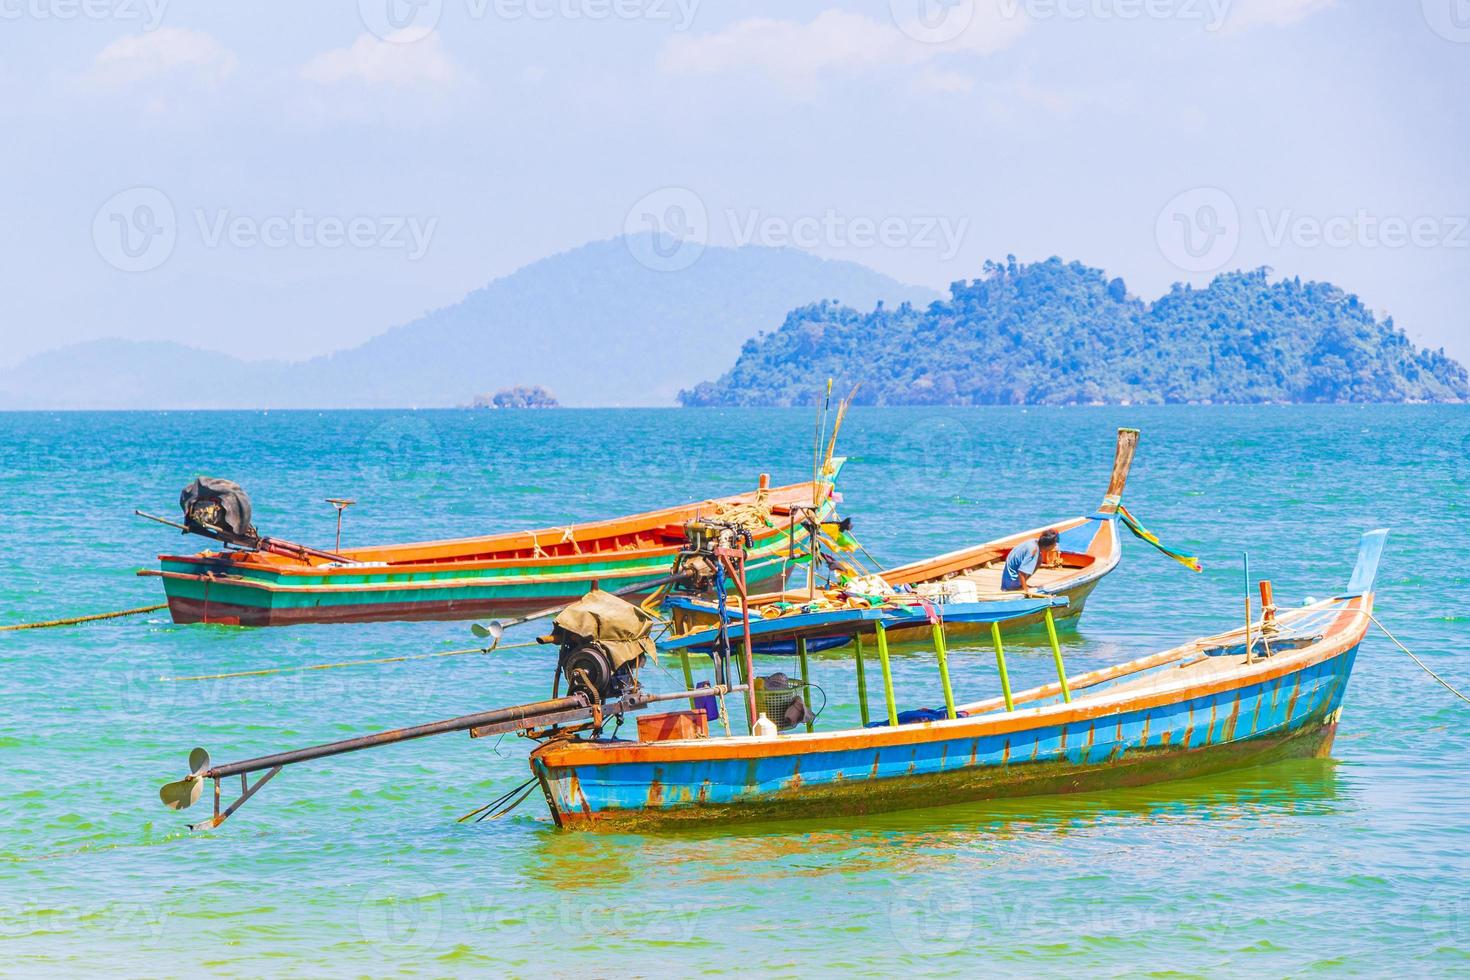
[528,531,1386,828]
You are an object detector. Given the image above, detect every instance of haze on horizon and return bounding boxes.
[2,0,1466,371]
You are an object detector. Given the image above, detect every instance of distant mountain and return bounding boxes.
[680,258,1469,406]
[0,238,936,409]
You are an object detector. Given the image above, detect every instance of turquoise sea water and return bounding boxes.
[1,406,1467,976]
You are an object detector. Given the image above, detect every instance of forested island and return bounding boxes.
[470,385,560,408]
[679,258,1468,406]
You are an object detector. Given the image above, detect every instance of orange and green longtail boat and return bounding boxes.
[142,467,842,627]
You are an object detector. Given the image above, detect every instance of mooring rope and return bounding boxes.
[0,604,168,632]
[1369,613,1470,707]
[160,639,543,683]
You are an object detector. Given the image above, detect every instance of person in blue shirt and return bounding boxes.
[1001,528,1061,592]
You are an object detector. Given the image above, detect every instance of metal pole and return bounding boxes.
[875,621,899,727]
[854,634,870,726]
[1044,607,1072,703]
[931,623,957,720]
[1244,551,1254,665]
[990,621,1014,712]
[732,555,758,733]
[798,636,814,733]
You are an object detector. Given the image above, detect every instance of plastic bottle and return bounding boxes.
[753,713,778,737]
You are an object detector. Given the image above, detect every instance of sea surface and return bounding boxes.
[0,406,1466,977]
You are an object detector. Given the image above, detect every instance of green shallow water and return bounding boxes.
[1,405,1467,976]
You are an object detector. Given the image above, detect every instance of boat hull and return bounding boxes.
[160,553,792,627]
[532,638,1360,829]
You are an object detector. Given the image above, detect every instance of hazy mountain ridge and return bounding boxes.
[0,239,936,410]
[679,257,1469,406]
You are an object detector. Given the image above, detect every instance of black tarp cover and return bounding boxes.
[179,477,255,538]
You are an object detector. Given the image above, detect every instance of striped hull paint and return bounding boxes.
[158,551,793,627]
[153,467,839,626]
[531,598,1368,829]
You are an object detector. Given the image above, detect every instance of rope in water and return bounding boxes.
[0,604,168,632]
[160,639,543,683]
[1369,612,1470,706]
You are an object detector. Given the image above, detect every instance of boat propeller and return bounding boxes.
[159,747,211,811]
[470,621,505,650]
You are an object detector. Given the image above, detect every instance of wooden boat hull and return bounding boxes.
[150,469,840,627]
[532,582,1375,829]
[158,554,793,627]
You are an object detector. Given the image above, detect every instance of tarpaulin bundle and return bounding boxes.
[1118,505,1202,573]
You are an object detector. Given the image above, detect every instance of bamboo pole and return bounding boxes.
[931,623,957,720]
[1043,607,1072,703]
[680,649,697,711]
[875,621,899,727]
[854,634,870,726]
[990,621,1014,712]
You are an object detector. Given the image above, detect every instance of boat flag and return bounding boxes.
[1117,505,1202,573]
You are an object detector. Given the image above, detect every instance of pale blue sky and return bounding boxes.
[2,0,1466,368]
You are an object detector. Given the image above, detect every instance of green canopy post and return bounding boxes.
[990,621,1015,712]
[853,634,871,726]
[931,623,957,720]
[1044,607,1072,703]
[875,621,899,727]
[797,636,815,733]
[680,649,697,711]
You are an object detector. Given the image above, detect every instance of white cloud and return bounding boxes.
[1220,0,1336,33]
[657,5,1028,94]
[84,28,237,89]
[301,31,465,90]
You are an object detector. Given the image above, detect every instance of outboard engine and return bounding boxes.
[179,477,259,543]
[541,590,658,704]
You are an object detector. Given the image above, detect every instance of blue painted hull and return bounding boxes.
[533,641,1360,828]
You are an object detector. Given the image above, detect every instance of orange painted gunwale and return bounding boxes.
[158,476,834,579]
[537,595,1370,768]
